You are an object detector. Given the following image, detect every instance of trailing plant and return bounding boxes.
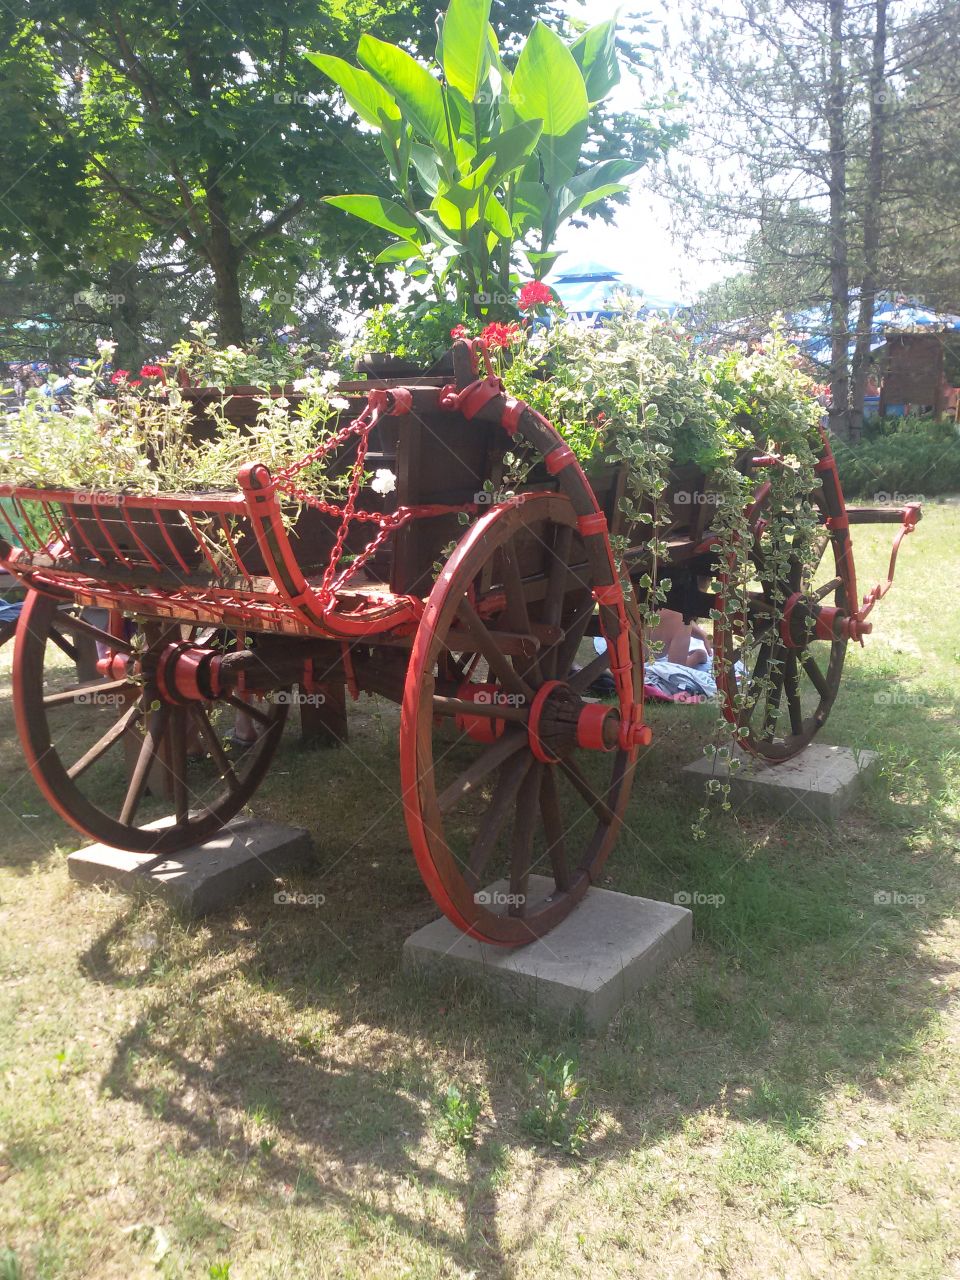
[308,0,645,321]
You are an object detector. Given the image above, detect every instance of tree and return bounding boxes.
[663,0,960,439]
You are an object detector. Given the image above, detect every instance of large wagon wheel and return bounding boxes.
[712,458,852,762]
[14,590,287,853]
[401,492,641,945]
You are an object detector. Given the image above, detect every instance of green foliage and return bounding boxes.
[0,344,349,498]
[308,0,650,318]
[834,431,960,498]
[521,1053,591,1156]
[0,1250,23,1280]
[166,322,313,389]
[433,1082,483,1149]
[354,301,467,364]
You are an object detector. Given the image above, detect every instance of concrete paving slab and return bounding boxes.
[403,874,692,1029]
[67,818,314,917]
[682,742,879,823]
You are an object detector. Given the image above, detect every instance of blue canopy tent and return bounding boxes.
[548,260,684,322]
[793,300,960,366]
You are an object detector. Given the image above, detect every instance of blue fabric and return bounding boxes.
[0,600,23,624]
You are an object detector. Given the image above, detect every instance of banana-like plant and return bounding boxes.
[306,0,639,318]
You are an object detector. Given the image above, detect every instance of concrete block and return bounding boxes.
[682,742,879,823]
[67,818,314,917]
[403,875,692,1030]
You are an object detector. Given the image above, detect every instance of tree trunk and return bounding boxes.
[108,261,144,371]
[849,0,888,445]
[207,189,245,345]
[826,0,851,441]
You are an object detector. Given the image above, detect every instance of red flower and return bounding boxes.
[480,321,520,350]
[450,324,468,340]
[518,280,556,311]
[110,370,130,384]
[139,363,166,381]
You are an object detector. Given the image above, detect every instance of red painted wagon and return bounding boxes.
[0,341,920,944]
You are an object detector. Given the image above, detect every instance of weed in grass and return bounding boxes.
[521,1053,592,1156]
[0,1250,22,1280]
[208,1264,231,1280]
[433,1082,482,1149]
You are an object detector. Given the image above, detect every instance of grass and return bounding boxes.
[0,501,958,1277]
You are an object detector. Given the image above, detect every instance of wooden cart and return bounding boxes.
[0,342,921,944]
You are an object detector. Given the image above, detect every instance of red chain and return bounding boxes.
[271,391,476,605]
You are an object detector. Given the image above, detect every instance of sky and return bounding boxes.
[552,0,732,303]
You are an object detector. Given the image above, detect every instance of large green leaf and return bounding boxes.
[483,193,512,239]
[374,240,426,265]
[570,21,620,104]
[558,158,641,219]
[411,141,441,197]
[324,195,421,238]
[510,23,588,143]
[476,119,543,185]
[441,0,493,100]
[304,53,400,130]
[358,36,448,152]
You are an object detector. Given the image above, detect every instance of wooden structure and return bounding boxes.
[0,340,921,945]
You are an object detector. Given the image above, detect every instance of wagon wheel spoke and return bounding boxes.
[224,693,273,727]
[47,611,133,654]
[785,652,804,737]
[540,526,575,680]
[170,707,191,824]
[555,597,595,681]
[569,647,612,694]
[48,627,80,662]
[761,645,787,738]
[499,538,543,685]
[539,768,571,890]
[190,705,240,790]
[120,704,169,826]
[43,677,133,709]
[452,596,534,702]
[802,654,830,699]
[508,762,543,916]
[464,753,533,889]
[558,757,616,826]
[67,699,143,781]
[437,730,527,814]
[815,577,842,601]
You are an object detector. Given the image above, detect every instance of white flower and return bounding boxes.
[292,376,316,393]
[370,468,397,496]
[320,370,340,391]
[329,396,349,411]
[95,337,117,355]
